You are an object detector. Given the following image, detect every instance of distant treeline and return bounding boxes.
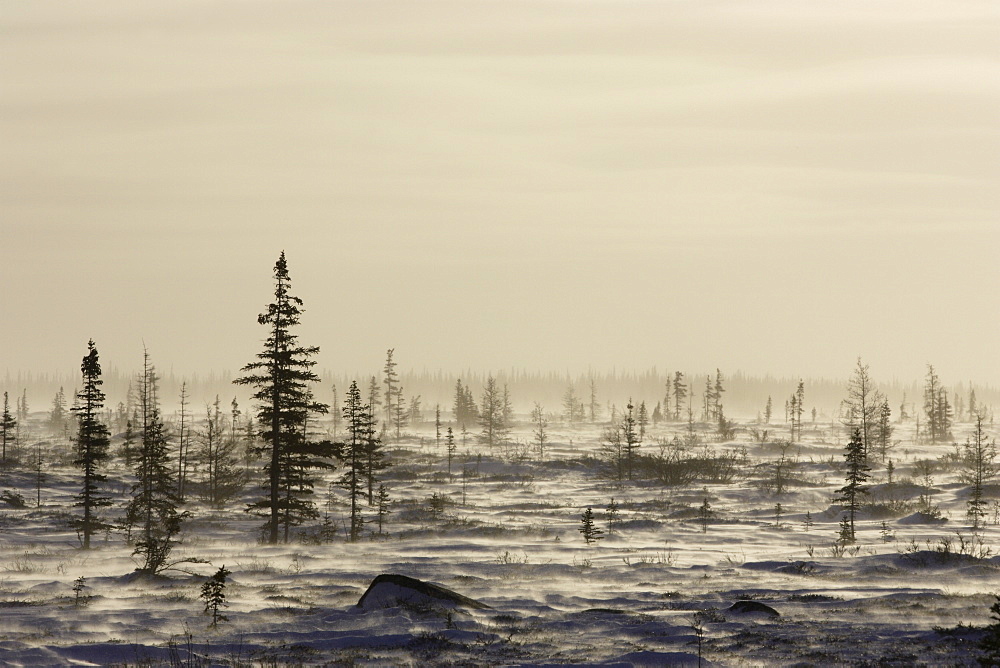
[5,366,998,423]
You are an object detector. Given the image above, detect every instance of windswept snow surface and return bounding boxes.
[0,418,996,666]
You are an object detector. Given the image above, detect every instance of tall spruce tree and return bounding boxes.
[1,392,15,466]
[382,349,398,426]
[71,340,112,549]
[964,415,996,530]
[834,428,870,543]
[672,372,687,421]
[340,380,369,541]
[623,400,641,479]
[924,364,943,443]
[176,382,191,501]
[49,387,67,436]
[589,377,600,423]
[235,252,331,544]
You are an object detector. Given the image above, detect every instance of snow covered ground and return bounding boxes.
[0,418,996,666]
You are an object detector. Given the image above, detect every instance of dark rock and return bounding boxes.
[357,574,489,611]
[726,600,779,617]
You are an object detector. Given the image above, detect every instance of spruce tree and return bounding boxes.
[375,484,391,535]
[579,507,604,544]
[235,252,331,544]
[589,377,600,423]
[445,426,457,478]
[713,369,726,421]
[563,385,580,425]
[177,382,191,501]
[621,400,641,480]
[964,415,996,531]
[697,497,714,533]
[201,565,231,628]
[49,387,66,436]
[176,382,191,501]
[367,376,382,426]
[637,401,649,439]
[382,349,398,426]
[531,402,547,461]
[1,392,16,466]
[71,340,112,549]
[434,405,441,449]
[340,381,368,541]
[834,428,870,543]
[672,372,687,421]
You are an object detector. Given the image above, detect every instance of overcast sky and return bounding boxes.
[2,0,999,384]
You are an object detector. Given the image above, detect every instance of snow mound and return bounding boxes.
[357,573,489,611]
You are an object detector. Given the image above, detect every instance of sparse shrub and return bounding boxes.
[495,550,528,565]
[0,490,26,508]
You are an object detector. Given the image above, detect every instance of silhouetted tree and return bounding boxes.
[713,369,725,420]
[199,396,245,507]
[453,379,478,428]
[201,565,231,628]
[234,252,331,544]
[843,358,883,460]
[49,387,67,436]
[127,348,185,574]
[672,372,687,421]
[362,404,387,505]
[445,426,456,478]
[589,377,600,423]
[637,401,649,439]
[531,402,548,461]
[382,349,398,426]
[1,392,15,466]
[176,382,191,500]
[834,428,870,543]
[367,376,382,428]
[874,399,894,463]
[479,375,509,447]
[71,340,112,549]
[339,380,368,541]
[964,415,996,531]
[375,484,391,535]
[563,385,584,425]
[621,399,640,480]
[579,507,603,544]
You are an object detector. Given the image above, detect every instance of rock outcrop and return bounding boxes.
[357,574,489,611]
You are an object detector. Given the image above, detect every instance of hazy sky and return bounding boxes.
[2,1,999,384]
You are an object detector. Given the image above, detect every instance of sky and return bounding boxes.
[2,0,999,385]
